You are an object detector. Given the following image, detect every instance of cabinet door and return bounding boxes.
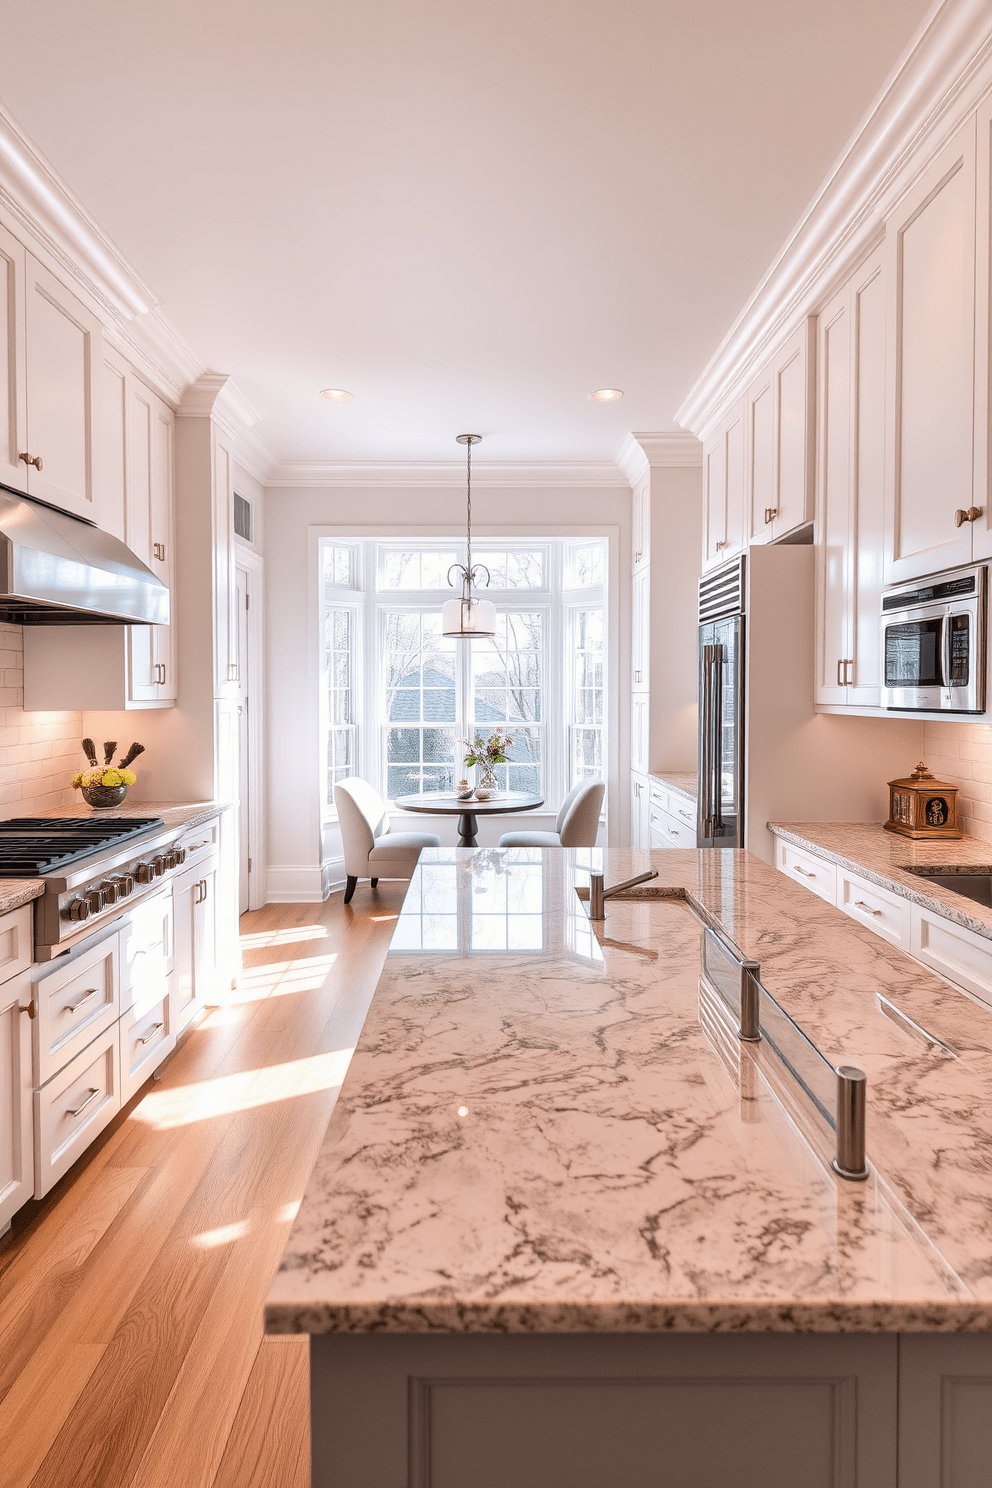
[724,402,746,556]
[152,400,177,699]
[0,224,27,494]
[631,696,649,776]
[127,381,159,702]
[747,370,775,544]
[702,430,726,568]
[630,773,650,849]
[173,856,220,1034]
[849,251,887,705]
[899,1335,992,1488]
[214,435,238,696]
[0,972,33,1232]
[971,95,992,561]
[885,119,976,581]
[631,565,649,690]
[772,323,814,537]
[23,256,103,522]
[815,285,852,705]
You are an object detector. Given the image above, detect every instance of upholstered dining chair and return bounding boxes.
[498,778,605,849]
[334,777,442,904]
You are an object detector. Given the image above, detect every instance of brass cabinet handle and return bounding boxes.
[153,542,166,560]
[853,900,883,916]
[764,507,777,525]
[136,1021,165,1047]
[955,506,983,527]
[793,865,816,878]
[19,999,36,1019]
[68,1086,101,1120]
[154,663,166,684]
[65,986,100,1014]
[19,451,43,470]
[715,539,729,551]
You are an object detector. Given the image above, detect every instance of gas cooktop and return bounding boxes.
[0,816,165,875]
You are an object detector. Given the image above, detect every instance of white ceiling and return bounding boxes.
[0,0,933,466]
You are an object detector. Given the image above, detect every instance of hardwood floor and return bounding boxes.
[0,884,408,1488]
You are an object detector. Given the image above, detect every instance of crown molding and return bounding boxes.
[0,97,157,325]
[236,422,280,483]
[676,0,992,438]
[179,372,262,441]
[265,459,629,489]
[616,431,702,485]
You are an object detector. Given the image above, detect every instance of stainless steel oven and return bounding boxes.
[880,564,986,713]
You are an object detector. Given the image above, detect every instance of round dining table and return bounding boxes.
[392,791,545,848]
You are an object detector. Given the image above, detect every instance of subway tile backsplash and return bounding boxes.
[0,622,83,817]
[923,721,992,845]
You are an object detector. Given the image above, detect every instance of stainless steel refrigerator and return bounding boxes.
[697,558,745,848]
[694,546,923,861]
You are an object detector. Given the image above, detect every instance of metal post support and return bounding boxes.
[832,1066,869,1180]
[739,962,761,1042]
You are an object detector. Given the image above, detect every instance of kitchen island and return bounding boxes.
[266,847,992,1487]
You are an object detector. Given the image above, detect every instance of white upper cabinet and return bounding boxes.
[0,225,27,495]
[702,398,745,569]
[631,479,650,571]
[22,256,103,522]
[885,119,977,582]
[125,378,176,704]
[971,94,992,563]
[631,564,649,690]
[815,249,887,708]
[213,434,239,697]
[749,323,815,545]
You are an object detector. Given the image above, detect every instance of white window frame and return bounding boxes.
[310,525,621,845]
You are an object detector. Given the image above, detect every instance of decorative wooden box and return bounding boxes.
[884,762,961,840]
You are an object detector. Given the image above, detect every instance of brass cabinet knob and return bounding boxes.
[18,451,42,470]
[764,507,777,525]
[954,506,983,527]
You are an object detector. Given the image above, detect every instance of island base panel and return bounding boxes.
[310,1332,899,1487]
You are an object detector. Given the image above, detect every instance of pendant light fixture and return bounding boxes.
[441,433,497,638]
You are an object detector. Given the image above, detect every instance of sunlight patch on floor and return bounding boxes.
[132,1048,356,1128]
[240,925,330,949]
[191,1218,252,1249]
[232,953,338,999]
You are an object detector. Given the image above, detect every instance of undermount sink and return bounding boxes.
[905,866,992,908]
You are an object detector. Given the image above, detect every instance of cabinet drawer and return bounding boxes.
[838,872,911,949]
[120,983,175,1104]
[179,818,220,870]
[649,782,668,811]
[912,908,992,1009]
[121,887,174,1014]
[33,932,120,1086]
[776,842,837,904]
[0,903,32,984]
[35,1024,121,1196]
[651,804,696,849]
[667,794,697,830]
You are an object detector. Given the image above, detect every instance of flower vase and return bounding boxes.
[81,784,128,809]
[474,767,499,801]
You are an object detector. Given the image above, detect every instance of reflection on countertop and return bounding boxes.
[267,845,992,1337]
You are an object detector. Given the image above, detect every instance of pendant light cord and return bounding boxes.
[465,435,473,579]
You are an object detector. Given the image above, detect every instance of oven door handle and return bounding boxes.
[941,610,951,693]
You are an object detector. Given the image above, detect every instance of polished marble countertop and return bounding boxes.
[266,845,992,1337]
[769,821,992,941]
[650,771,698,804]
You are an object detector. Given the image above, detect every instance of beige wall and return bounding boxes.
[0,622,82,815]
[923,721,992,844]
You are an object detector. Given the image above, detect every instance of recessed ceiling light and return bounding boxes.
[320,388,353,402]
[590,388,623,402]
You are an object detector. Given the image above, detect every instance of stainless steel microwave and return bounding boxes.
[880,564,986,713]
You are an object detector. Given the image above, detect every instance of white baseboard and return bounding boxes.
[265,864,326,903]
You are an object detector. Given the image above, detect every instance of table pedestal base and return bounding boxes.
[456,811,478,847]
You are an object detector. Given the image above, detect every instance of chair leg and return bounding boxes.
[343,875,358,905]
[370,878,379,888]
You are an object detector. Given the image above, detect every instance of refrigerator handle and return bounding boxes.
[940,610,951,693]
[711,646,724,831]
[700,645,714,836]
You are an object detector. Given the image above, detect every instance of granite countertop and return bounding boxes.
[38,800,230,833]
[769,821,992,942]
[650,771,698,804]
[266,845,992,1337]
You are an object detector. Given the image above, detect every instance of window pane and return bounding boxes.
[477,550,544,589]
[569,606,604,789]
[565,541,605,589]
[380,549,460,590]
[323,544,356,590]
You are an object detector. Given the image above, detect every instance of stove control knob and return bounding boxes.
[84,888,105,914]
[136,862,156,885]
[119,873,135,897]
[100,880,119,905]
[68,897,90,921]
[174,847,187,866]
[153,855,168,876]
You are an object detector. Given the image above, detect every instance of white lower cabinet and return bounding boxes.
[173,851,221,1034]
[911,907,992,1009]
[0,968,33,1232]
[836,871,912,951]
[650,783,697,848]
[775,840,837,904]
[630,773,650,850]
[34,1022,121,1196]
[120,986,174,1105]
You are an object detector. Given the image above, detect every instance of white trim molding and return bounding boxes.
[265,864,327,903]
[616,432,703,487]
[676,0,992,438]
[179,372,262,440]
[266,459,629,488]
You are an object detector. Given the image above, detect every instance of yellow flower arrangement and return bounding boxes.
[72,767,137,789]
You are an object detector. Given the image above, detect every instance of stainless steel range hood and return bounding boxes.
[0,486,169,625]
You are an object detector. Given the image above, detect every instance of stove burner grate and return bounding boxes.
[0,816,166,876]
